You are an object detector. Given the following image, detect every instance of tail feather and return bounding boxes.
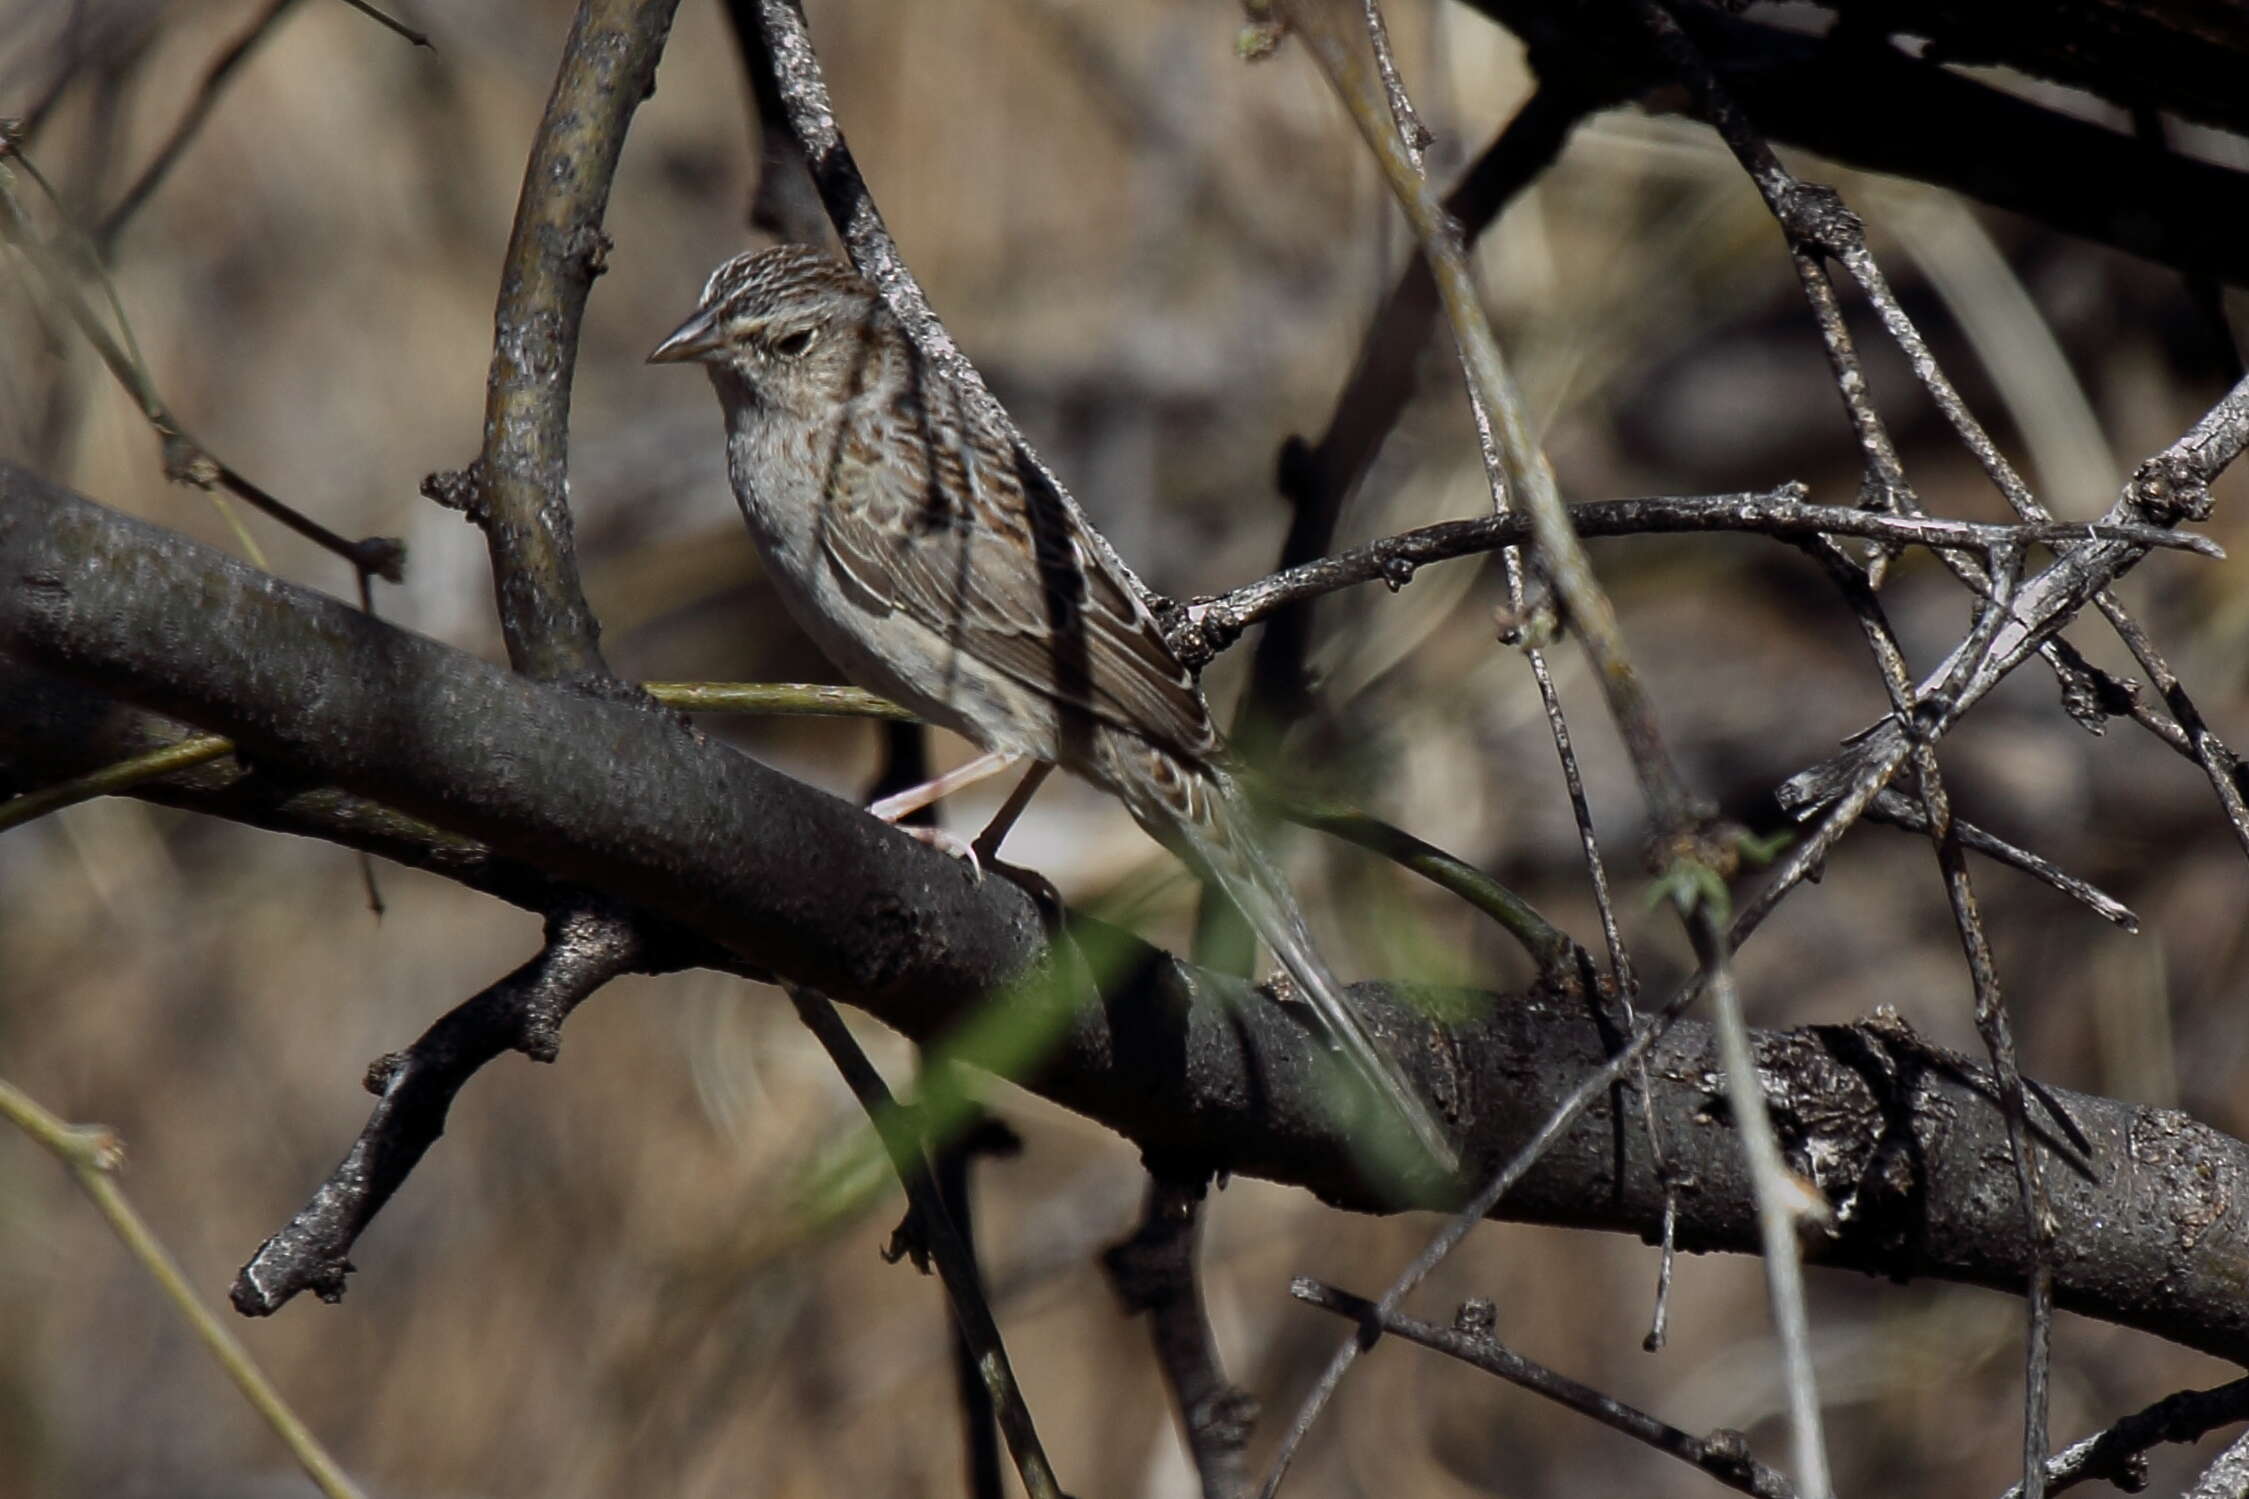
[1180,774,1460,1178]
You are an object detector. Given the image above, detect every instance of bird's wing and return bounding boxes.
[813,382,1218,762]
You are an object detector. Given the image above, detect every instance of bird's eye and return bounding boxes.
[771,327,819,358]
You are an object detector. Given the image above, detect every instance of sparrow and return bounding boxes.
[652,244,1455,1174]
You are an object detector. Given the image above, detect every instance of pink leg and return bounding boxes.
[867,749,1026,824]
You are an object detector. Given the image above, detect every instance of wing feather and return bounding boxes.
[812,374,1216,763]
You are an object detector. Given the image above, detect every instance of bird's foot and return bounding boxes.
[895,821,983,881]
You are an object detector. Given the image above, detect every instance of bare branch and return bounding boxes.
[12,467,2249,1364]
[1293,1281,1796,1499]
[1175,491,2214,665]
[1105,1172,1256,1499]
[0,156,406,587]
[329,0,432,49]
[233,906,644,1314]
[434,0,681,688]
[1998,1377,2249,1499]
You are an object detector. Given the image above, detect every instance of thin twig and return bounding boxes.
[1915,737,2056,1499]
[931,1105,1020,1499]
[2094,598,2249,862]
[645,681,916,719]
[94,0,304,255]
[1891,554,2058,1499]
[329,0,433,48]
[1178,491,2215,666]
[1687,906,1834,1498]
[1294,1281,1796,1498]
[0,1077,368,1499]
[0,155,406,586]
[1358,0,1427,171]
[786,984,1067,1499]
[0,732,233,834]
[1860,789,2137,930]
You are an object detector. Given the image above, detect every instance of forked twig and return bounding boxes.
[234,907,643,1315]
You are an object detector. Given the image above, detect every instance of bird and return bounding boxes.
[651,243,1456,1176]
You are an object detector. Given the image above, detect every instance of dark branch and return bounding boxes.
[231,906,643,1314]
[10,466,2249,1360]
[717,0,830,246]
[1105,1171,1255,1499]
[329,0,433,49]
[0,157,406,588]
[1463,1,2249,287]
[1999,1376,2249,1499]
[932,1112,1021,1499]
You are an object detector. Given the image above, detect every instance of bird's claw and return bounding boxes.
[899,822,983,880]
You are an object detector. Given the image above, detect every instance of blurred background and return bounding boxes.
[3,0,2247,1494]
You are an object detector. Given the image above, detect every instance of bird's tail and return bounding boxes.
[1170,767,1459,1179]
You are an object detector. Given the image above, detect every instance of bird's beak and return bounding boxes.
[648,306,723,364]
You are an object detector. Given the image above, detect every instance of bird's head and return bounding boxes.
[649,243,890,414]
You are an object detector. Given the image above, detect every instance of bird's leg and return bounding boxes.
[869,749,1026,875]
[868,748,1026,822]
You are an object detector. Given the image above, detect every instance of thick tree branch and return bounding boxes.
[1464,1,2249,287]
[7,466,2249,1361]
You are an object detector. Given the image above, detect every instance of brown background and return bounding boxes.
[2,1,2246,1494]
